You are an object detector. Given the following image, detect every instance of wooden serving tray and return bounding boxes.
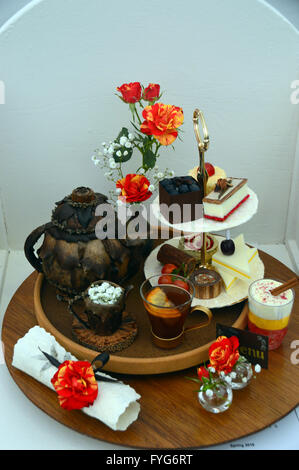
[34,271,248,375]
[3,249,299,449]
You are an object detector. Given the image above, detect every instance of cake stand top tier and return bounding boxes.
[151,187,258,233]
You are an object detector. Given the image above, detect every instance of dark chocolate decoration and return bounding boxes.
[215,178,233,199]
[220,239,235,255]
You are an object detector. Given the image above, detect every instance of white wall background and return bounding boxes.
[0,0,298,250]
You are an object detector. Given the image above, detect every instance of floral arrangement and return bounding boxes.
[92,82,184,205]
[187,336,262,413]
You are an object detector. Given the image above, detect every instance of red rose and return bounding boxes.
[209,336,239,374]
[116,174,152,203]
[142,83,160,102]
[197,365,210,381]
[117,82,142,103]
[51,360,98,410]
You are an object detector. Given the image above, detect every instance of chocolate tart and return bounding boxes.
[190,267,222,299]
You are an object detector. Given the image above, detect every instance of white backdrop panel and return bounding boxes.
[0,0,298,249]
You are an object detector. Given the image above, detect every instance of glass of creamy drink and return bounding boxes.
[248,279,295,350]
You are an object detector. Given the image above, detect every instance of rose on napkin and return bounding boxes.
[51,360,98,410]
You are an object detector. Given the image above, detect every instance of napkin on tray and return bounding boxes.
[12,325,141,431]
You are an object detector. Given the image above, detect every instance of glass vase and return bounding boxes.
[198,378,233,413]
[229,357,253,390]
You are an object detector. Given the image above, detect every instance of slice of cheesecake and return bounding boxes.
[203,177,249,221]
[212,234,251,281]
[215,243,259,290]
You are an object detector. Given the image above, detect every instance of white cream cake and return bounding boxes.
[203,177,249,221]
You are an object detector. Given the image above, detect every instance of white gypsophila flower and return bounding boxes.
[116,151,122,157]
[103,148,108,155]
[209,367,215,373]
[109,161,117,169]
[170,170,175,177]
[102,142,106,146]
[108,146,114,155]
[128,133,134,140]
[242,377,247,383]
[125,141,131,148]
[148,185,155,192]
[120,136,128,146]
[220,371,225,377]
[157,172,164,179]
[205,389,214,397]
[104,172,112,177]
[254,364,261,373]
[116,188,122,195]
[91,155,98,162]
[124,151,128,156]
[230,371,237,379]
[225,376,232,383]
[139,168,145,174]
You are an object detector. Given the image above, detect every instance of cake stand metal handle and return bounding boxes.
[193,108,209,153]
[193,108,210,267]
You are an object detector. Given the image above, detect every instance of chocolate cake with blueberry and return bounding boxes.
[159,176,204,223]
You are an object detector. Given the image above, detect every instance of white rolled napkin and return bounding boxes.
[12,325,141,431]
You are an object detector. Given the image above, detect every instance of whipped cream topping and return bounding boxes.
[250,279,293,306]
[88,282,123,305]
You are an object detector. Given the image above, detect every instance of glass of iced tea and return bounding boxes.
[140,274,213,349]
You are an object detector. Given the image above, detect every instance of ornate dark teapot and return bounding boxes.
[24,186,152,296]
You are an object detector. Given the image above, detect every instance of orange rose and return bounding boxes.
[51,360,98,410]
[208,336,239,374]
[116,173,152,203]
[117,82,142,103]
[140,102,184,146]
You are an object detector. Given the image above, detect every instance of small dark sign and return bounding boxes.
[216,323,268,369]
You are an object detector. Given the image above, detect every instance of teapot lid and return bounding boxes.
[51,187,109,236]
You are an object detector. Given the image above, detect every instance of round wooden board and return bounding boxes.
[33,273,248,375]
[2,249,299,449]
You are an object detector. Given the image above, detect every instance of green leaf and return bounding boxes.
[143,149,156,170]
[185,376,201,384]
[113,127,133,163]
[116,127,129,140]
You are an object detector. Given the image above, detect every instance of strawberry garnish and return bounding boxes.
[205,162,215,177]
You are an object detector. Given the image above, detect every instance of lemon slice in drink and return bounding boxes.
[146,287,175,307]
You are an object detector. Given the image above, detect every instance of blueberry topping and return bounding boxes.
[220,239,235,256]
[178,184,189,193]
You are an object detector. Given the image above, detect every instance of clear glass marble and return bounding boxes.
[229,357,253,390]
[198,379,233,413]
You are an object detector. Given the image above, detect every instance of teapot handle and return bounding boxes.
[24,223,49,273]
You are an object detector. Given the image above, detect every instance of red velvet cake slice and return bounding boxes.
[203,177,249,221]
